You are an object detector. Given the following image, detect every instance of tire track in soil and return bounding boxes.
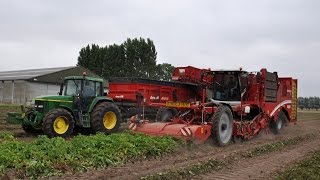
[199,136,320,180]
[54,140,264,180]
[49,120,320,180]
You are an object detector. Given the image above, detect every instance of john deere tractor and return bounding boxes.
[20,74,121,137]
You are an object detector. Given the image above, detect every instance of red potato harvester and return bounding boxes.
[110,66,297,146]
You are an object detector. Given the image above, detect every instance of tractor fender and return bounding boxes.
[88,97,114,113]
[58,105,75,117]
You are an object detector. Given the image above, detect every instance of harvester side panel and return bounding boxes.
[265,71,278,102]
[243,70,295,121]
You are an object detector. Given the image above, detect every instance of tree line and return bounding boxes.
[298,97,320,110]
[77,38,174,81]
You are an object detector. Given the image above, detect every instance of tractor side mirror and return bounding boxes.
[58,82,64,95]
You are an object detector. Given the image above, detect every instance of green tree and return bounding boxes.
[102,44,127,78]
[77,44,105,77]
[298,97,320,110]
[155,63,175,81]
[123,38,157,78]
[77,38,164,79]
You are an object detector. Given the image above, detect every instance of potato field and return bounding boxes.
[0,104,320,180]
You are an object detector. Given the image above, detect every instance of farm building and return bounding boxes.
[0,66,102,104]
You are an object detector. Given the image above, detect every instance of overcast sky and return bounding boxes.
[0,0,319,96]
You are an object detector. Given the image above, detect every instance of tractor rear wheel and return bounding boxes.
[91,102,121,134]
[155,107,178,122]
[211,105,234,146]
[270,111,288,134]
[42,108,74,138]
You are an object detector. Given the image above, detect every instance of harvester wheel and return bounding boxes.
[155,107,178,122]
[211,105,234,146]
[270,111,288,134]
[42,108,74,138]
[232,135,243,143]
[91,102,121,134]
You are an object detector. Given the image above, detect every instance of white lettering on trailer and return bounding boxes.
[150,96,159,100]
[270,100,292,117]
[161,96,169,101]
[115,95,124,98]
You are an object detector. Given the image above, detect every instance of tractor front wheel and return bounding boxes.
[211,105,234,146]
[91,102,121,134]
[42,108,74,138]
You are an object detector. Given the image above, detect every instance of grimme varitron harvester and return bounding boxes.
[126,66,297,146]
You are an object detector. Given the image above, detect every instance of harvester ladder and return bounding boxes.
[291,80,297,120]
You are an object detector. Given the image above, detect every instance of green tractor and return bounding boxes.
[21,75,121,137]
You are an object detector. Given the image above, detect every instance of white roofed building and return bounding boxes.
[0,66,101,104]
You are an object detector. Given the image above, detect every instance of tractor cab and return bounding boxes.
[210,70,248,102]
[61,76,104,112]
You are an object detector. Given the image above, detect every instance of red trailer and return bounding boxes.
[108,77,200,120]
[128,66,298,146]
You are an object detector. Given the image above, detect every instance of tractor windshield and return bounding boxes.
[64,79,81,96]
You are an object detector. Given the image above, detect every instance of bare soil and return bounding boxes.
[199,133,320,180]
[45,112,320,180]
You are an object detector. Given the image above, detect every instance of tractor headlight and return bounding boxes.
[34,104,44,108]
[34,100,44,111]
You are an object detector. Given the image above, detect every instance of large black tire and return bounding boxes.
[155,107,178,122]
[22,124,42,134]
[22,109,42,134]
[211,105,234,146]
[270,111,288,134]
[91,102,121,134]
[42,108,74,138]
[232,135,243,143]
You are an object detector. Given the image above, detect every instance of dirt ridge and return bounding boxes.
[200,135,320,180]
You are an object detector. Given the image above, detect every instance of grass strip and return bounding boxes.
[275,150,320,180]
